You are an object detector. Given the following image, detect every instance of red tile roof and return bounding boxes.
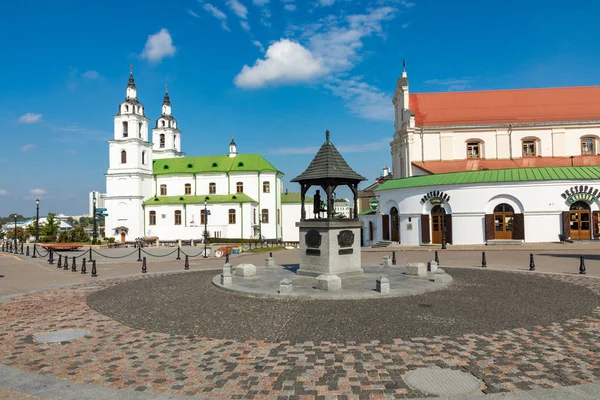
[413,156,600,175]
[409,86,600,127]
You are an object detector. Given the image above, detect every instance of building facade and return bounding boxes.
[361,69,600,246]
[102,69,290,242]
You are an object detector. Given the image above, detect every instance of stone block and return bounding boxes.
[222,265,231,275]
[434,268,452,283]
[382,256,392,266]
[279,278,293,295]
[376,276,390,294]
[428,260,438,272]
[221,270,232,286]
[235,264,256,277]
[265,257,275,267]
[406,262,427,276]
[315,274,342,292]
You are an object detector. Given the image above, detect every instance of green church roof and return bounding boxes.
[144,194,256,206]
[281,192,313,204]
[376,166,600,191]
[153,154,281,175]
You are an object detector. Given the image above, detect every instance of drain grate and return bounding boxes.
[404,368,482,396]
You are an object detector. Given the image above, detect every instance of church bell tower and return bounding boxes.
[152,85,185,159]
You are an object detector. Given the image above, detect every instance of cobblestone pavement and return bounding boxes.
[1,268,599,399]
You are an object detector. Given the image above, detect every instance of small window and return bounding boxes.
[160,134,165,149]
[200,209,206,225]
[162,120,165,127]
[236,182,243,193]
[262,209,269,224]
[228,209,236,224]
[253,209,257,224]
[277,209,280,225]
[139,122,142,138]
[160,184,167,196]
[125,105,129,112]
[494,203,514,213]
[121,150,127,164]
[212,162,218,168]
[209,182,216,194]
[174,210,182,225]
[184,183,191,195]
[466,142,481,159]
[581,137,595,155]
[149,211,156,225]
[263,181,270,193]
[522,140,536,157]
[173,134,176,148]
[238,162,244,167]
[122,121,128,138]
[142,151,146,165]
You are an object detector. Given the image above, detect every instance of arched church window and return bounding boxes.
[149,211,156,225]
[125,105,129,112]
[209,182,216,194]
[184,183,191,195]
[160,184,167,196]
[139,123,142,138]
[228,209,236,224]
[142,151,146,165]
[236,182,243,193]
[160,134,165,148]
[174,210,182,225]
[162,120,165,127]
[173,134,176,148]
[121,150,127,164]
[122,121,128,138]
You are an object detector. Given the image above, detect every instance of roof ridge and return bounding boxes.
[411,85,600,96]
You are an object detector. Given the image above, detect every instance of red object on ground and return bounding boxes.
[40,244,84,250]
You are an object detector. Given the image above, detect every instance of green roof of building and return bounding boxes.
[281,192,313,204]
[152,154,281,175]
[376,166,600,191]
[358,210,376,215]
[143,194,256,206]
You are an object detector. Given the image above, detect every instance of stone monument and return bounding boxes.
[292,130,367,277]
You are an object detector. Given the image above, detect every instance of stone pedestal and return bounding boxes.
[315,274,342,291]
[265,257,275,267]
[235,264,256,277]
[296,220,364,277]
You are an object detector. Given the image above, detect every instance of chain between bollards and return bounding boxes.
[91,260,97,277]
[81,258,87,274]
[184,255,189,270]
[529,253,535,271]
[142,257,147,273]
[580,255,586,275]
[481,251,487,268]
[434,250,439,264]
[71,256,77,272]
[392,251,397,265]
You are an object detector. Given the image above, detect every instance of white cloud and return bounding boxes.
[204,3,231,31]
[187,8,200,18]
[251,40,265,52]
[234,39,328,88]
[326,77,394,121]
[424,77,474,91]
[18,113,42,124]
[81,70,102,79]
[227,0,248,19]
[253,0,272,26]
[318,0,335,6]
[21,144,36,152]
[141,29,176,62]
[281,0,296,11]
[269,137,391,154]
[253,0,269,4]
[0,189,7,196]
[30,188,46,195]
[241,21,251,31]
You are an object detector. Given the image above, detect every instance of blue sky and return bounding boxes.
[1,0,599,216]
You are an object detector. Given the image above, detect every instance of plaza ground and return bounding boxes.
[0,242,599,399]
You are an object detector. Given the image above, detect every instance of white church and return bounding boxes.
[101,68,307,243]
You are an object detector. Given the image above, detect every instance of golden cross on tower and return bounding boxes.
[129,64,133,74]
[165,84,169,92]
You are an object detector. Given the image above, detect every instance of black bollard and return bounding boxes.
[1,242,4,252]
[529,253,535,271]
[71,257,77,272]
[63,256,69,270]
[392,251,397,265]
[137,247,142,262]
[20,243,24,255]
[434,250,439,264]
[184,255,189,270]
[580,255,586,275]
[48,249,54,264]
[269,252,273,258]
[26,246,30,257]
[176,247,181,260]
[89,247,93,262]
[91,260,97,277]
[142,257,147,273]
[32,244,37,259]
[81,258,87,274]
[57,254,63,268]
[225,253,230,264]
[481,251,487,268]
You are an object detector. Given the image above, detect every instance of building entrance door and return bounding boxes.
[390,207,400,242]
[382,215,390,241]
[493,203,514,240]
[431,205,446,244]
[120,232,126,243]
[569,202,591,240]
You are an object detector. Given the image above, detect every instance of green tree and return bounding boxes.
[41,213,60,242]
[58,231,69,243]
[6,227,28,243]
[69,226,89,243]
[0,231,5,240]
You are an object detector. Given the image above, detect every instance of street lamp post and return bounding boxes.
[441,202,447,250]
[32,199,40,258]
[93,195,98,244]
[13,214,18,253]
[203,199,208,258]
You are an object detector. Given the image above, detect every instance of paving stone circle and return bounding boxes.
[404,368,483,396]
[34,329,88,343]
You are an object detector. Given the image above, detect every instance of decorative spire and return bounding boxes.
[325,129,330,143]
[127,64,136,89]
[163,84,170,105]
[230,132,236,145]
[403,59,406,72]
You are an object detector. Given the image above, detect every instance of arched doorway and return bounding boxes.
[431,205,446,244]
[494,203,514,240]
[390,207,400,242]
[120,232,126,243]
[569,201,591,240]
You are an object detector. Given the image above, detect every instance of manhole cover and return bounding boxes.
[34,329,89,343]
[76,286,102,290]
[404,368,482,396]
